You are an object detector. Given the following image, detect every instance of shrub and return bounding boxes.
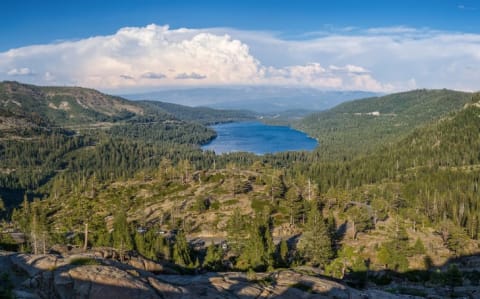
[69,257,100,266]
[290,282,314,293]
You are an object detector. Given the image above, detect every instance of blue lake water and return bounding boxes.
[201,121,318,155]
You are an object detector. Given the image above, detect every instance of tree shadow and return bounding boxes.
[335,221,348,243]
[6,250,480,298]
[341,253,480,298]
[4,251,367,298]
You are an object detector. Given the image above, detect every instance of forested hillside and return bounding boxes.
[0,82,247,208]
[138,100,255,125]
[0,81,144,126]
[2,83,480,298]
[298,89,472,159]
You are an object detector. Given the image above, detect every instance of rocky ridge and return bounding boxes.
[0,250,430,299]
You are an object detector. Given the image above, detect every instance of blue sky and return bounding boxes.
[1,0,478,50]
[1,0,479,92]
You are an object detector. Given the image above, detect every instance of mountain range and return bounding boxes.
[123,86,379,114]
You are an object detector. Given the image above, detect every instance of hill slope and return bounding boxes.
[138,100,255,125]
[0,81,144,127]
[0,82,229,204]
[3,84,480,296]
[297,89,472,159]
[124,87,378,113]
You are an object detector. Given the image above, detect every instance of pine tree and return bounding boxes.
[285,186,303,225]
[236,219,265,271]
[112,208,133,261]
[411,238,426,255]
[267,169,287,201]
[376,219,410,271]
[178,159,193,184]
[79,195,93,251]
[276,239,289,267]
[134,231,146,256]
[12,196,31,252]
[347,205,373,240]
[203,242,222,270]
[261,210,275,271]
[439,220,469,256]
[325,246,366,280]
[29,199,49,254]
[172,230,192,267]
[226,210,247,254]
[298,203,333,267]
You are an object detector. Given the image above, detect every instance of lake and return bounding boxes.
[201,121,318,155]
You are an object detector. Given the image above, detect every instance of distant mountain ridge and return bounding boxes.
[0,81,255,132]
[138,100,255,125]
[122,86,379,113]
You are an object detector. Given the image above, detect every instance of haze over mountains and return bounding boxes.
[123,86,379,113]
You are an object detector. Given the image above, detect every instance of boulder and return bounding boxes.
[272,270,365,299]
[54,265,159,299]
[147,277,184,298]
[127,257,145,270]
[144,258,177,274]
[54,269,75,299]
[93,247,116,260]
[6,251,446,299]
[10,254,67,277]
[127,256,179,275]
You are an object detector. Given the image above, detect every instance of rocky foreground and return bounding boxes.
[1,249,479,299]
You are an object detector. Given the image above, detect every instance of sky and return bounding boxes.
[1,0,479,93]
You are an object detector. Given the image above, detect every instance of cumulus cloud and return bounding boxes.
[7,67,35,76]
[207,26,480,91]
[0,24,263,90]
[120,74,134,80]
[141,72,166,79]
[268,63,391,91]
[1,24,479,92]
[175,72,207,80]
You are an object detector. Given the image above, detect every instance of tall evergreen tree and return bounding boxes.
[285,186,303,225]
[377,218,410,271]
[112,208,133,261]
[226,210,247,254]
[236,218,265,271]
[298,203,333,268]
[276,239,289,268]
[173,230,192,267]
[203,242,222,271]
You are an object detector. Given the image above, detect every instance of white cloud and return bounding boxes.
[262,63,389,91]
[0,25,263,90]
[1,24,479,92]
[175,72,207,80]
[206,26,480,92]
[141,72,166,79]
[120,74,134,80]
[7,67,34,76]
[365,26,420,35]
